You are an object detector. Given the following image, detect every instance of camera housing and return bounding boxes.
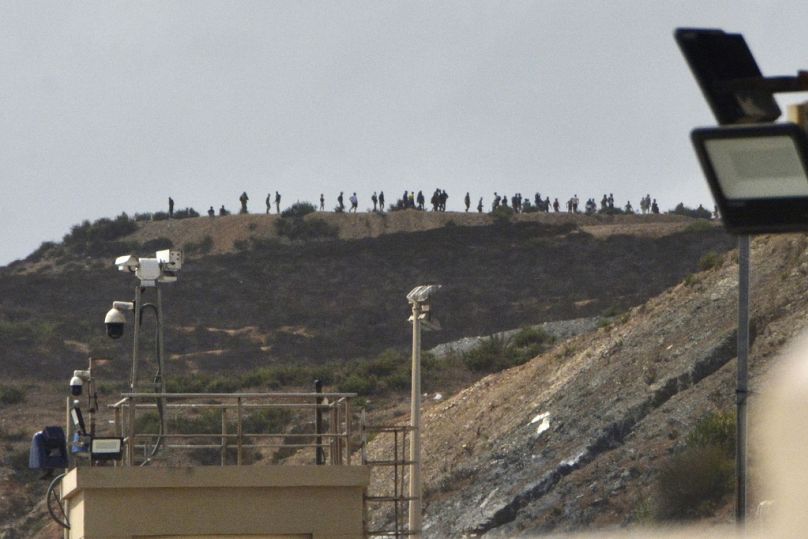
[69,375,83,396]
[104,307,126,339]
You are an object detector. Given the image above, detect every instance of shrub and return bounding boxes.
[652,411,736,521]
[173,207,199,219]
[686,411,735,457]
[653,445,734,520]
[684,220,713,233]
[184,235,214,255]
[275,217,338,242]
[669,202,712,220]
[489,205,514,225]
[462,335,509,372]
[698,251,722,272]
[62,214,137,249]
[0,385,24,405]
[141,237,174,251]
[511,326,553,348]
[281,202,317,219]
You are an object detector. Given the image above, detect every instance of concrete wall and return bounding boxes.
[61,466,369,539]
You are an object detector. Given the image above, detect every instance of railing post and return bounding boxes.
[315,380,324,465]
[345,397,352,466]
[126,397,135,466]
[236,397,243,466]
[221,408,227,466]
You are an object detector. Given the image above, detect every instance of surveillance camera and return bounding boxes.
[104,307,126,339]
[69,375,83,396]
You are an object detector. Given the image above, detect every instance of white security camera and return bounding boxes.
[104,306,126,339]
[69,370,90,396]
[69,375,83,396]
[115,254,139,273]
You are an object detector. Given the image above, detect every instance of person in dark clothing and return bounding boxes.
[371,192,378,211]
[416,190,425,210]
[651,199,660,214]
[379,191,385,212]
[464,192,471,212]
[477,197,483,213]
[239,192,249,214]
[208,206,215,218]
[553,198,560,212]
[439,190,448,211]
[337,192,345,212]
[219,205,228,216]
[275,191,281,214]
[168,197,174,218]
[266,193,272,214]
[320,193,325,211]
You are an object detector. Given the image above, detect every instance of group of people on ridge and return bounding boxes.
[169,190,665,219]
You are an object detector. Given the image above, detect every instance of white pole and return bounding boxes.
[408,301,422,538]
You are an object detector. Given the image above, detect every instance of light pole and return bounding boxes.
[406,284,441,539]
[677,27,808,525]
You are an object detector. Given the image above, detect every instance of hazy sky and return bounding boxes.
[3,1,808,265]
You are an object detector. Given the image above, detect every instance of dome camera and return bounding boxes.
[104,307,126,340]
[69,375,83,396]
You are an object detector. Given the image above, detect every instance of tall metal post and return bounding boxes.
[130,286,142,390]
[408,300,422,539]
[736,234,750,525]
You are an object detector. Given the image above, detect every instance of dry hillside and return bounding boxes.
[366,233,808,536]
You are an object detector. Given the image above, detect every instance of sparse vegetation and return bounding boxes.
[462,328,555,373]
[489,205,514,225]
[184,235,214,255]
[0,385,24,405]
[652,411,735,521]
[668,203,712,220]
[281,202,317,219]
[698,251,723,271]
[275,214,338,241]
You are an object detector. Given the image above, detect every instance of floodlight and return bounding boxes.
[691,122,808,234]
[90,437,123,461]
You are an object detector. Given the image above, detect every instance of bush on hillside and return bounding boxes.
[281,202,317,219]
[462,328,554,373]
[668,203,712,220]
[652,411,736,521]
[275,216,338,242]
[489,205,514,225]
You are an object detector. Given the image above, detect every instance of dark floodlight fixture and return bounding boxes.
[692,123,808,234]
[675,28,808,125]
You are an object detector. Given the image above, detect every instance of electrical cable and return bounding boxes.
[46,471,70,529]
[139,302,164,465]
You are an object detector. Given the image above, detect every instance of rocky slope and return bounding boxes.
[366,233,808,536]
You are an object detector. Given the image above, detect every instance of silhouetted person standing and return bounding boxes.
[371,192,378,211]
[219,205,228,216]
[350,192,358,213]
[266,193,272,214]
[208,206,215,218]
[320,193,325,211]
[464,192,470,212]
[337,192,345,212]
[168,197,174,218]
[239,192,249,214]
[378,191,385,212]
[477,197,483,213]
[275,191,281,214]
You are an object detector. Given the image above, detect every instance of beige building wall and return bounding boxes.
[61,466,370,539]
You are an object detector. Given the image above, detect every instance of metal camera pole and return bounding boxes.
[408,299,423,539]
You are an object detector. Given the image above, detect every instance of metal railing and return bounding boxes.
[361,411,417,538]
[108,392,356,466]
